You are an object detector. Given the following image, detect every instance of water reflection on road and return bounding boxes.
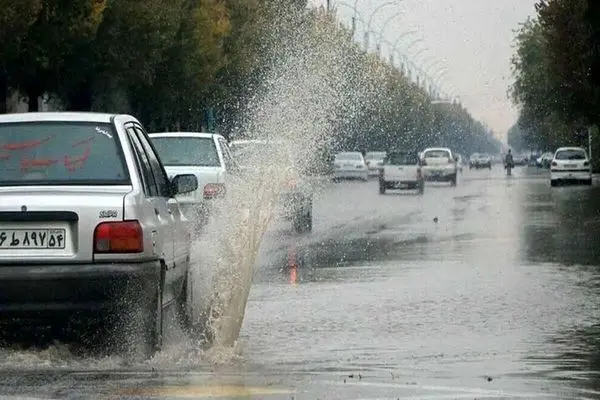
[2,166,600,399]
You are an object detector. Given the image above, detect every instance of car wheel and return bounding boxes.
[293,198,312,233]
[585,178,593,186]
[135,272,163,358]
[550,179,558,187]
[450,174,457,186]
[379,180,386,194]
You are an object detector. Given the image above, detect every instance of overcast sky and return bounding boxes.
[309,0,538,140]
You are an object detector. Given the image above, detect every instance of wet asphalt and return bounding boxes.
[2,165,600,399]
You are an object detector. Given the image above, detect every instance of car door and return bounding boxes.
[133,125,188,300]
[126,125,178,306]
[218,136,238,175]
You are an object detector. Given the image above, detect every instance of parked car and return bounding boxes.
[149,132,238,227]
[536,152,554,168]
[469,153,492,169]
[379,150,424,195]
[0,112,198,356]
[420,147,458,185]
[228,139,313,233]
[513,154,528,166]
[332,152,369,181]
[364,151,387,177]
[550,147,592,186]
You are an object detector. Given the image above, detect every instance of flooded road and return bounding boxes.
[3,166,600,399]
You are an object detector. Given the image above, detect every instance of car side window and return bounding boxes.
[126,126,158,197]
[133,126,171,198]
[218,137,235,171]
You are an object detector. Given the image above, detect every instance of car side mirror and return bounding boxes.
[171,174,198,196]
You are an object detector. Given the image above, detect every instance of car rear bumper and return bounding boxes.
[469,162,491,167]
[383,179,422,188]
[423,167,455,180]
[550,170,592,181]
[333,170,368,179]
[0,261,161,318]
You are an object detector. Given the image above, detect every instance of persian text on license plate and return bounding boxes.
[0,229,66,249]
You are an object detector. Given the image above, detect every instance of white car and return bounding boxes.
[550,147,592,186]
[379,151,424,194]
[420,147,458,185]
[228,139,314,233]
[0,112,198,356]
[332,152,369,181]
[149,132,238,225]
[365,151,387,176]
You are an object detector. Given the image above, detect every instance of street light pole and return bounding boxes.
[365,0,399,51]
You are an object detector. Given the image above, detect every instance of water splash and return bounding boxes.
[187,9,368,358]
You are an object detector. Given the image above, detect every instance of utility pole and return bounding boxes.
[326,0,331,13]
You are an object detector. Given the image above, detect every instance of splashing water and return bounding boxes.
[0,8,384,370]
[187,11,362,358]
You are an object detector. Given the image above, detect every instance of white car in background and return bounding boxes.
[550,147,592,186]
[149,132,238,226]
[420,147,458,185]
[379,150,424,195]
[332,152,369,181]
[364,151,387,176]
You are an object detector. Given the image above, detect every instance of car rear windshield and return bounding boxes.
[424,150,450,158]
[0,121,129,186]
[151,137,220,167]
[555,149,586,160]
[336,153,362,161]
[365,152,386,160]
[386,152,419,165]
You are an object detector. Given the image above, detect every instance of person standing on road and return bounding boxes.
[504,149,514,173]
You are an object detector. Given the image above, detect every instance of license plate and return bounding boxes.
[396,167,404,171]
[0,229,66,249]
[343,164,352,167]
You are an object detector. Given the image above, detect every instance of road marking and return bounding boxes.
[119,385,293,398]
[321,381,558,398]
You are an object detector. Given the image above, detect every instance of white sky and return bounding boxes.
[309,0,538,140]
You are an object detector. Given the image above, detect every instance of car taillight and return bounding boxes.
[584,161,590,166]
[203,183,226,199]
[94,220,143,253]
[420,159,427,166]
[448,158,453,163]
[551,161,557,167]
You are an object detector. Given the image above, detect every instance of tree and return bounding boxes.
[14,0,107,111]
[0,0,42,112]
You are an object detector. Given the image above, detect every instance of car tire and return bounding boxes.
[585,178,593,186]
[139,271,164,358]
[292,198,312,233]
[379,180,386,194]
[550,179,558,187]
[450,174,457,186]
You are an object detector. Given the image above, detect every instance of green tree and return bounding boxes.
[14,0,107,111]
[0,0,42,112]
